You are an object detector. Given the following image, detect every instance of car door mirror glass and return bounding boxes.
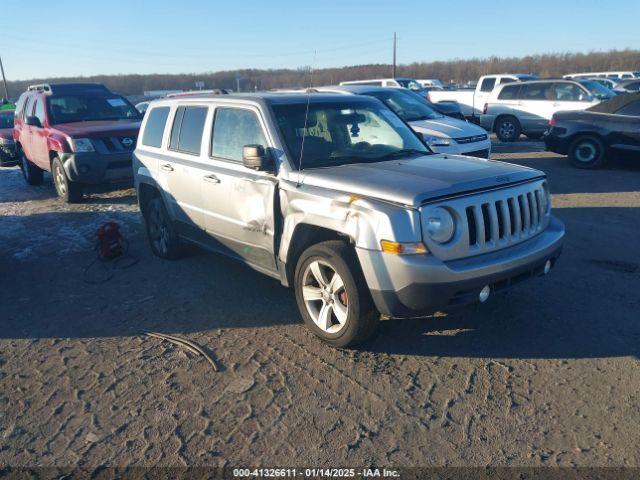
[242,144,272,171]
[26,116,42,127]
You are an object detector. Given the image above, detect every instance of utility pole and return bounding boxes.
[0,55,9,100]
[392,32,397,78]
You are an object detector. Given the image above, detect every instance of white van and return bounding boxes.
[339,78,423,91]
[564,71,640,80]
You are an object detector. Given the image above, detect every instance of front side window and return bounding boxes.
[615,101,640,117]
[211,108,267,162]
[169,106,208,155]
[367,90,442,121]
[34,99,46,126]
[24,96,35,120]
[551,83,591,101]
[272,100,430,170]
[480,78,496,92]
[141,106,170,148]
[47,95,140,124]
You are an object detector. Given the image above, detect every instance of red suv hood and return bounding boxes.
[53,119,141,138]
[0,128,12,140]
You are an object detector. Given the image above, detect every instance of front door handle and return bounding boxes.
[203,174,221,184]
[161,163,174,172]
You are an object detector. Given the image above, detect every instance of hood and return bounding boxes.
[53,119,141,138]
[299,154,543,207]
[409,116,485,139]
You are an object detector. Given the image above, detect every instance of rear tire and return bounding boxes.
[20,150,44,185]
[51,157,83,203]
[143,196,182,259]
[495,116,522,142]
[569,135,606,169]
[294,240,379,348]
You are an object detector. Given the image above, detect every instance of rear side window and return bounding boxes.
[169,106,208,155]
[210,108,267,162]
[480,78,496,92]
[141,106,170,148]
[521,83,551,100]
[616,101,640,116]
[498,84,521,100]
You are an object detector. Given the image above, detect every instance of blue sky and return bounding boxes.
[1,0,638,80]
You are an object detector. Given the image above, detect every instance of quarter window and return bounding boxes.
[141,106,170,148]
[210,108,267,162]
[169,106,208,155]
[480,78,496,92]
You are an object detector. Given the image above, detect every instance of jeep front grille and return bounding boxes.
[420,179,550,261]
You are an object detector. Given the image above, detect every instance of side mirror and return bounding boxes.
[242,145,272,171]
[26,116,42,128]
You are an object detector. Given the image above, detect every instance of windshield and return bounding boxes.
[395,79,423,91]
[366,89,443,122]
[272,101,430,169]
[579,81,616,100]
[0,113,14,129]
[47,95,141,124]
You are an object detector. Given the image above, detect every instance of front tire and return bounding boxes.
[143,196,182,259]
[294,240,379,348]
[495,116,522,142]
[20,150,44,185]
[569,135,606,169]
[51,157,83,203]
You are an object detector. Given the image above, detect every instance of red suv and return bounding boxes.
[13,83,142,202]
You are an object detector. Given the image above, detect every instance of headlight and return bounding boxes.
[422,134,451,147]
[424,206,455,243]
[70,138,95,153]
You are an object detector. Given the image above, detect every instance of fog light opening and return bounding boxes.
[479,285,491,303]
[544,260,552,275]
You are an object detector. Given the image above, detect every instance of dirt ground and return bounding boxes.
[0,140,639,469]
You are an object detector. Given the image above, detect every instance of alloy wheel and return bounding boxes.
[148,204,169,255]
[302,260,349,333]
[575,141,597,163]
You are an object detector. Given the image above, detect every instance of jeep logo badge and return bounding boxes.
[121,137,133,147]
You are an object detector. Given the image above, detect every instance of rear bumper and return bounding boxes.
[59,151,133,184]
[357,216,565,317]
[543,130,570,155]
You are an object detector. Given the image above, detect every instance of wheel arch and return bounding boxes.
[281,223,352,287]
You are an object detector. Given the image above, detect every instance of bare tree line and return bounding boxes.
[6,49,640,98]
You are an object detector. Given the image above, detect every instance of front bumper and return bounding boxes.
[432,139,492,159]
[0,144,17,166]
[357,216,565,317]
[59,151,134,184]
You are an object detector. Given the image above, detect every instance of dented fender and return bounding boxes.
[277,180,422,265]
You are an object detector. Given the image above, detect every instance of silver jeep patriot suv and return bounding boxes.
[133,93,564,347]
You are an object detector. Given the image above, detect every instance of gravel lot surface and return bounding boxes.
[1,140,639,468]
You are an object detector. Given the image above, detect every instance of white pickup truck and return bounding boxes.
[428,74,537,120]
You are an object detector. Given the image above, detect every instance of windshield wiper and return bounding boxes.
[374,149,428,161]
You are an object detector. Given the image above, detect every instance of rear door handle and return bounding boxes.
[203,174,221,184]
[161,163,174,172]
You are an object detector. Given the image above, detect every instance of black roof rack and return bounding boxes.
[26,83,112,95]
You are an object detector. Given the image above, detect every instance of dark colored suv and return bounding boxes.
[13,83,142,202]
